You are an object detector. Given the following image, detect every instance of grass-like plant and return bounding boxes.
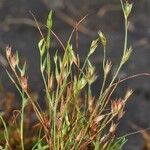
[0,0,135,149]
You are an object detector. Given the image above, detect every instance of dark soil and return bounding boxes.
[0,0,150,149]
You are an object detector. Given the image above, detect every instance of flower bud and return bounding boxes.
[98,31,107,48]
[88,38,99,56]
[124,1,133,18]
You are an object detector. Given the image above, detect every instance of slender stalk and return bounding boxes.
[0,116,9,149]
[102,46,106,70]
[100,1,128,101]
[40,57,53,118]
[110,21,127,86]
[109,0,128,86]
[53,107,57,150]
[87,83,91,112]
[20,94,26,150]
[99,46,107,98]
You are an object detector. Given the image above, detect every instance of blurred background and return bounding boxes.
[0,0,150,149]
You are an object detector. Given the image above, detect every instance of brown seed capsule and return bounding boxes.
[10,54,17,69]
[93,115,105,124]
[56,116,62,131]
[20,76,28,91]
[6,46,12,59]
[100,134,109,144]
[111,99,124,114]
[76,130,84,141]
[90,121,98,133]
[48,73,53,91]
[109,123,117,134]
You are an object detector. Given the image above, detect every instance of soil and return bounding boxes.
[0,0,150,149]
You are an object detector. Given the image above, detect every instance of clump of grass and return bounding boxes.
[0,0,134,149]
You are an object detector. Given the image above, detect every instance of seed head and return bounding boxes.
[20,76,28,91]
[104,60,112,76]
[124,89,133,102]
[122,47,133,64]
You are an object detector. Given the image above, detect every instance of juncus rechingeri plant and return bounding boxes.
[0,0,135,149]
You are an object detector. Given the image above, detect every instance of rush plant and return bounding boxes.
[0,0,134,149]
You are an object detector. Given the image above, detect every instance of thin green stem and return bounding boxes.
[100,46,107,97]
[120,0,125,13]
[20,94,26,150]
[103,46,106,69]
[104,3,128,92]
[99,75,106,99]
[109,19,127,87]
[0,115,9,149]
[40,57,53,117]
[53,108,56,150]
[87,83,91,112]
